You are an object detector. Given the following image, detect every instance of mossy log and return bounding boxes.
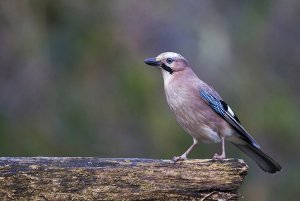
[0,157,248,200]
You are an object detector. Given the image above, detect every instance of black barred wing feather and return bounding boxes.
[199,90,260,149]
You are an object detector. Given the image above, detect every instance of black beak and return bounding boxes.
[144,57,161,67]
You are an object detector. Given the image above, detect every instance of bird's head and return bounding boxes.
[144,52,190,75]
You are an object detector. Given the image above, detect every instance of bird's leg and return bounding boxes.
[173,138,198,162]
[213,136,226,160]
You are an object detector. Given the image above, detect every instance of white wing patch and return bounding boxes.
[227,105,235,117]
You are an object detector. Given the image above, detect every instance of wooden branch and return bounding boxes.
[0,157,248,200]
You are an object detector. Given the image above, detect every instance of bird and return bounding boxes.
[144,52,282,173]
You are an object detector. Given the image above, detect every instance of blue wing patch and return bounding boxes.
[199,90,225,116]
[199,90,260,148]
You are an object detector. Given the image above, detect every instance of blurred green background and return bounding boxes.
[0,1,299,200]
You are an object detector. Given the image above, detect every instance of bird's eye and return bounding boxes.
[166,58,174,64]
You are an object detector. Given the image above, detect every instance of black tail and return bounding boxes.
[233,143,282,173]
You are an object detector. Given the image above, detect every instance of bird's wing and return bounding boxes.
[199,90,260,148]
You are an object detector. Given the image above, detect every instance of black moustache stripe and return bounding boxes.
[161,63,174,74]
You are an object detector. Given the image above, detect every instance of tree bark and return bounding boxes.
[0,157,248,200]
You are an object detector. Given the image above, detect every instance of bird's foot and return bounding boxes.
[212,153,226,160]
[172,155,187,163]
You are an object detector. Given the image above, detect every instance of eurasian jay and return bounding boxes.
[144,52,281,173]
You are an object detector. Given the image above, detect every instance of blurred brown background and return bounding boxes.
[0,1,299,200]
